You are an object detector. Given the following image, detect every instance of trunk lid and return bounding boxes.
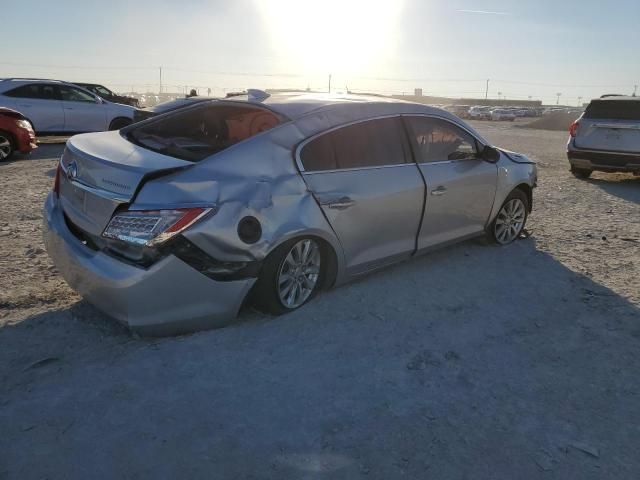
[575,99,640,153]
[59,131,191,236]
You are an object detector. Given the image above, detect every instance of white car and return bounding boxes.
[0,78,135,134]
[491,109,516,121]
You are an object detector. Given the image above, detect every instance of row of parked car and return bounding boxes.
[0,78,200,160]
[443,104,584,122]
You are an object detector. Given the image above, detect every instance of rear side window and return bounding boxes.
[405,117,478,162]
[299,117,409,172]
[584,100,640,121]
[127,103,282,162]
[3,84,60,100]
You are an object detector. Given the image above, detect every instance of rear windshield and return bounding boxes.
[584,100,640,121]
[126,103,283,161]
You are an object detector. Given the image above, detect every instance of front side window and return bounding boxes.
[299,117,409,172]
[95,86,113,97]
[127,103,282,162]
[60,86,97,103]
[406,117,478,162]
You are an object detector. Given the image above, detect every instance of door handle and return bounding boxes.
[64,107,74,110]
[431,186,447,196]
[321,196,355,210]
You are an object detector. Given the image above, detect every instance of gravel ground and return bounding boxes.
[0,123,639,479]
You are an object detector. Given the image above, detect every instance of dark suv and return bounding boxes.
[73,83,139,107]
[567,96,640,178]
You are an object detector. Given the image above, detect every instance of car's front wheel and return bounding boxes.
[251,238,324,315]
[0,131,15,161]
[489,189,529,245]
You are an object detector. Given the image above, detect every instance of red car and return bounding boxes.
[0,108,37,161]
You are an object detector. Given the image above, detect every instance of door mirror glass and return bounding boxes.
[482,145,501,163]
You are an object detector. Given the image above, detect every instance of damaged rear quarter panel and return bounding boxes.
[131,120,346,281]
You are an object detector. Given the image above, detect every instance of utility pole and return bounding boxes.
[485,79,489,100]
[159,66,163,94]
[634,85,638,97]
[556,92,562,105]
[578,96,583,106]
[328,74,332,94]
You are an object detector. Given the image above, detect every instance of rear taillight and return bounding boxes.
[569,120,580,138]
[102,207,215,247]
[53,163,62,196]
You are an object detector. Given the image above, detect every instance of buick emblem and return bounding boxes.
[67,160,78,180]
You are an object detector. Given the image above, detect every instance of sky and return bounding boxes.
[2,0,639,105]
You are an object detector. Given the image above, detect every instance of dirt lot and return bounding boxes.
[1,122,639,479]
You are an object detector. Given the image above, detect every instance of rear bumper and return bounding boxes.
[568,146,640,173]
[43,193,255,336]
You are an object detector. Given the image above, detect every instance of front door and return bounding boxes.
[59,85,107,132]
[299,117,425,275]
[404,116,497,249]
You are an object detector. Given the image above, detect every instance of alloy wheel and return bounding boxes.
[0,135,12,160]
[494,198,526,244]
[277,239,321,309]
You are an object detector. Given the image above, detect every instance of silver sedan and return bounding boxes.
[43,91,537,335]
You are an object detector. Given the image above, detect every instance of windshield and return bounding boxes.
[127,103,282,162]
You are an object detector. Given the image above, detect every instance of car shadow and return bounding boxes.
[1,236,639,478]
[1,144,66,165]
[588,174,640,205]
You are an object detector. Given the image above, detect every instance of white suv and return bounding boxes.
[0,79,135,134]
[568,95,640,178]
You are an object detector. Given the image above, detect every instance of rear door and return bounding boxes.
[575,99,640,153]
[59,85,108,132]
[299,116,425,275]
[1,83,65,132]
[405,116,497,249]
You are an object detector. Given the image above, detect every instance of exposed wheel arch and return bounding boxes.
[514,183,533,212]
[109,117,132,131]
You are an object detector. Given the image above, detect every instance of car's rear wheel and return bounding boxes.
[0,131,15,161]
[489,189,529,245]
[570,166,592,179]
[109,117,132,131]
[251,238,324,315]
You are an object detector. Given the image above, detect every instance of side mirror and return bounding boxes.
[481,145,500,163]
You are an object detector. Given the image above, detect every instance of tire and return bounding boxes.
[109,117,132,131]
[570,166,592,179]
[251,237,326,315]
[489,189,529,245]
[0,130,15,161]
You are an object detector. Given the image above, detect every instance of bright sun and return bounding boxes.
[257,0,403,77]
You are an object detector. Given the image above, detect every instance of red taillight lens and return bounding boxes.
[53,163,62,196]
[102,207,215,247]
[569,121,579,138]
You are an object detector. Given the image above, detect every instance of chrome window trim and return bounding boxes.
[301,163,418,176]
[295,113,486,174]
